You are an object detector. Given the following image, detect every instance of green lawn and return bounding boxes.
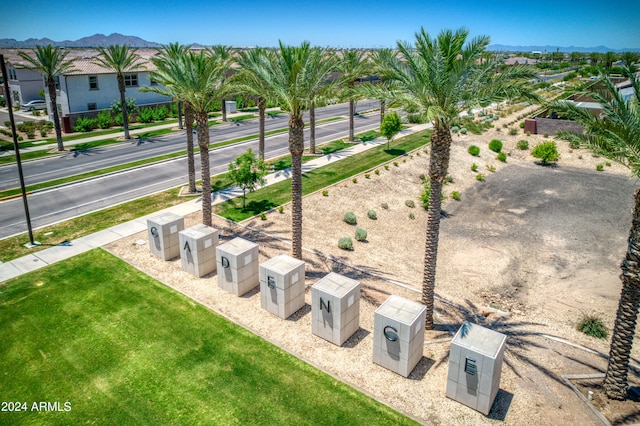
[0,249,416,425]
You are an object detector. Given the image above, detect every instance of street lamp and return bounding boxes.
[1,54,36,246]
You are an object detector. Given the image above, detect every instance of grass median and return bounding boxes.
[0,249,415,425]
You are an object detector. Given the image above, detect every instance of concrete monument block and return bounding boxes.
[373,295,426,377]
[446,321,506,415]
[311,272,360,346]
[260,254,306,319]
[216,237,259,296]
[179,224,218,277]
[147,212,184,260]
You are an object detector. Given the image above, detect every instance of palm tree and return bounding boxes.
[368,48,399,123]
[93,45,144,139]
[603,51,618,70]
[620,52,639,70]
[550,66,640,400]
[210,45,233,121]
[18,45,75,151]
[233,47,277,160]
[245,41,336,259]
[378,28,538,329]
[146,43,198,194]
[336,49,371,142]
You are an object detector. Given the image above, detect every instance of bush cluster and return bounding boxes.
[354,228,367,242]
[518,140,529,150]
[577,314,608,339]
[532,142,560,164]
[489,139,503,153]
[74,116,96,132]
[367,209,377,220]
[338,237,353,250]
[468,145,480,156]
[343,212,357,225]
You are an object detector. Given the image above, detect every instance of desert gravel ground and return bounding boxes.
[106,104,640,425]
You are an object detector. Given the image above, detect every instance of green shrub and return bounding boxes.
[352,178,358,184]
[338,237,353,250]
[596,163,604,171]
[532,141,560,164]
[509,128,518,136]
[374,169,380,175]
[606,161,611,167]
[519,121,525,128]
[518,140,529,150]
[355,228,367,242]
[497,152,507,163]
[460,127,467,134]
[577,314,608,339]
[96,110,112,129]
[421,181,431,210]
[405,200,415,208]
[4,120,10,127]
[409,213,415,219]
[451,191,461,201]
[74,116,95,132]
[384,165,389,170]
[393,161,398,167]
[451,126,460,133]
[153,105,168,121]
[543,134,549,138]
[260,212,267,220]
[367,209,377,220]
[489,139,503,153]
[364,173,370,179]
[526,131,531,136]
[476,173,485,181]
[322,190,329,197]
[486,165,496,172]
[471,163,478,172]
[343,212,357,225]
[278,206,284,214]
[381,203,389,210]
[138,108,155,123]
[468,145,480,156]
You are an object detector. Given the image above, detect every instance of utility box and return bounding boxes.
[446,322,506,415]
[178,224,218,277]
[373,295,426,377]
[311,272,360,346]
[225,100,237,114]
[216,237,259,296]
[147,212,184,260]
[260,254,306,319]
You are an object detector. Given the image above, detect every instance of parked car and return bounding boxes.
[21,100,47,111]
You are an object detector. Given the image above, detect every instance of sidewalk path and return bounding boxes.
[0,123,430,283]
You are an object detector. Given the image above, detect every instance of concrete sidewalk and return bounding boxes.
[0,123,430,283]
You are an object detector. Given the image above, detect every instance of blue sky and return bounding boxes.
[4,0,640,49]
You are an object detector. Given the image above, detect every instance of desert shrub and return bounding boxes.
[486,165,496,172]
[519,121,525,128]
[278,206,284,214]
[96,110,113,129]
[384,165,389,170]
[32,110,41,117]
[509,128,518,135]
[476,173,485,181]
[374,169,380,175]
[596,163,604,171]
[74,116,95,132]
[405,199,415,208]
[518,140,529,150]
[365,173,370,179]
[470,163,478,172]
[409,213,415,219]
[26,128,36,139]
[260,212,267,220]
[468,145,480,156]
[138,108,155,123]
[543,134,549,138]
[532,141,560,164]
[451,191,461,201]
[114,114,133,126]
[460,127,467,134]
[606,161,611,167]
[445,175,454,184]
[489,139,503,153]
[497,152,507,163]
[381,202,389,210]
[367,209,377,220]
[393,161,399,167]
[322,190,329,197]
[338,237,353,250]
[343,212,357,225]
[355,228,368,242]
[577,314,608,339]
[4,121,10,127]
[352,178,358,184]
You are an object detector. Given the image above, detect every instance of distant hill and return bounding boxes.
[0,33,162,48]
[488,44,640,53]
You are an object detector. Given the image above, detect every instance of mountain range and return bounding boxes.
[1,34,638,53]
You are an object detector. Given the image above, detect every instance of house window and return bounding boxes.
[87,103,97,111]
[8,68,17,80]
[150,78,159,86]
[89,75,99,90]
[55,75,60,90]
[124,74,138,87]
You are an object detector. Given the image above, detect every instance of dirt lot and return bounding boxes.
[107,105,640,425]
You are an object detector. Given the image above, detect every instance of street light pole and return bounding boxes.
[1,54,36,246]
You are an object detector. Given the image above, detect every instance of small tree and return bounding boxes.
[380,111,402,149]
[228,148,268,209]
[532,141,559,165]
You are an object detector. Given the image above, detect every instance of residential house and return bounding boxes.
[0,50,46,106]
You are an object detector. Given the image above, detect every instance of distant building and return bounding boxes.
[504,57,538,66]
[2,56,45,106]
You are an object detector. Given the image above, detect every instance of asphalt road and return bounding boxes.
[0,104,381,239]
[0,101,378,190]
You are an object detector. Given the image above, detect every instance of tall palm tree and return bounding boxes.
[603,51,618,70]
[620,52,639,70]
[181,50,230,226]
[210,45,233,121]
[18,45,75,151]
[245,41,336,259]
[233,47,276,160]
[93,45,144,139]
[379,28,538,329]
[336,49,371,141]
[368,48,398,123]
[551,66,640,401]
[146,43,198,193]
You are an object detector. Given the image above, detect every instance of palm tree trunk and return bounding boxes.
[349,98,355,141]
[603,187,640,400]
[422,125,452,329]
[47,78,64,151]
[309,102,316,154]
[196,111,212,227]
[117,74,130,139]
[184,102,196,193]
[221,98,227,122]
[289,115,305,259]
[380,99,385,123]
[258,97,266,160]
[177,101,183,130]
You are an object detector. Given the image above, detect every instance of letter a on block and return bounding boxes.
[183,241,191,253]
[320,297,331,313]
